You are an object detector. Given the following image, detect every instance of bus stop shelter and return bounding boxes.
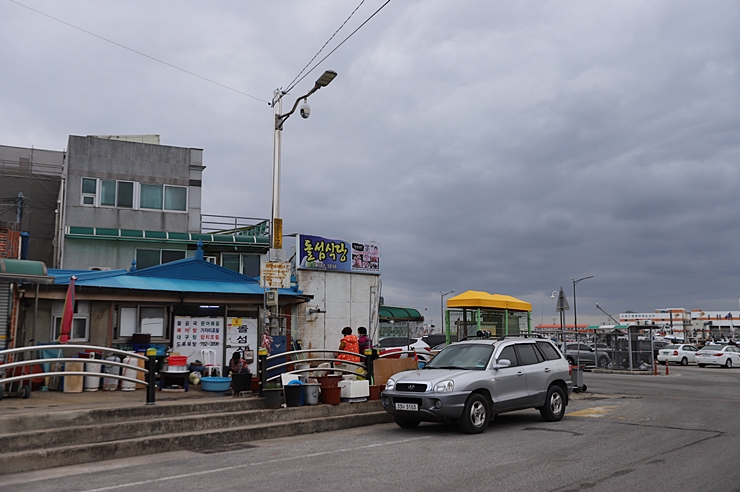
[444,290,532,344]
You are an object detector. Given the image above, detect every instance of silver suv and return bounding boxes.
[381,337,573,434]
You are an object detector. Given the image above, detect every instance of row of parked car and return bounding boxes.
[656,343,740,367]
[377,335,740,370]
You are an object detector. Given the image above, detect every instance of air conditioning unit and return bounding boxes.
[88,266,111,271]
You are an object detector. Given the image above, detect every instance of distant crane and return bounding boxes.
[595,303,620,325]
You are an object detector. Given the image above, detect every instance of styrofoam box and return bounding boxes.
[338,379,369,398]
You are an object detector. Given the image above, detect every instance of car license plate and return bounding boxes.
[661,351,669,355]
[395,402,418,411]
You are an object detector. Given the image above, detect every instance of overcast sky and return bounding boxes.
[3,0,740,327]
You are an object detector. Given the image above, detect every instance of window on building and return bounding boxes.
[53,317,88,341]
[52,300,90,341]
[80,178,187,212]
[140,307,165,337]
[81,178,97,205]
[136,249,161,270]
[100,180,116,206]
[140,184,164,210]
[164,186,187,211]
[117,306,167,339]
[136,249,186,270]
[221,253,261,277]
[222,253,241,273]
[161,250,186,264]
[242,254,260,277]
[117,181,134,208]
[119,306,138,338]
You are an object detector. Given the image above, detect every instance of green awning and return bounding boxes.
[66,227,269,246]
[0,259,54,284]
[379,306,424,321]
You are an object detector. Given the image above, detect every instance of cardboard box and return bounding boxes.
[63,362,84,393]
[373,358,417,385]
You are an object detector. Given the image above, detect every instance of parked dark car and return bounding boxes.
[422,334,457,348]
[562,343,611,368]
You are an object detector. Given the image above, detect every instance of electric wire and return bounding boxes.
[8,0,270,104]
[284,0,392,93]
[284,0,366,94]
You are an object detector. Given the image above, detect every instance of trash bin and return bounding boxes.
[232,373,251,394]
[284,380,304,407]
[304,383,320,405]
[571,364,586,392]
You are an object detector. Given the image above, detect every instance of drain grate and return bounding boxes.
[193,442,258,454]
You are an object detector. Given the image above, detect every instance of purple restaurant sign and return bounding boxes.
[297,234,380,274]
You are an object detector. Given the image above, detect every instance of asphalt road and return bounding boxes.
[2,365,739,492]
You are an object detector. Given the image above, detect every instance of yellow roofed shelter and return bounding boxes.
[443,290,532,343]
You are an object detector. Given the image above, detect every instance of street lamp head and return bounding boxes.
[314,70,337,88]
[551,291,559,298]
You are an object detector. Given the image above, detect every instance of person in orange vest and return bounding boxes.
[337,326,361,363]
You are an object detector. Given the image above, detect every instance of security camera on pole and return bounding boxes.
[265,70,337,337]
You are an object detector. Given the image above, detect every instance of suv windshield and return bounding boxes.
[425,344,494,370]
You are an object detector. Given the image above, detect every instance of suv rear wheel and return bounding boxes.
[539,385,566,422]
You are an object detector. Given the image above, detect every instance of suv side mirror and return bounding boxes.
[493,359,511,369]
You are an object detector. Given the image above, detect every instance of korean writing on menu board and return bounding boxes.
[174,317,222,349]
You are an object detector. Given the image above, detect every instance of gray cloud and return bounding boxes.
[3,0,740,327]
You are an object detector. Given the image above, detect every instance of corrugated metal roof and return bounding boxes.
[49,256,302,296]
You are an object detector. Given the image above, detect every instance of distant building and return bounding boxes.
[0,135,270,272]
[619,308,740,339]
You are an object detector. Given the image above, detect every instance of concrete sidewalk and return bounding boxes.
[0,385,244,416]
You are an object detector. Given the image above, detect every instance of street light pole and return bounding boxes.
[440,289,455,345]
[572,276,593,368]
[270,70,337,252]
[266,70,337,339]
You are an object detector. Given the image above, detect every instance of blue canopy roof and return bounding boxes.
[50,249,303,297]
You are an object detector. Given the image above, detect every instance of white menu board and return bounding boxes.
[173,316,224,367]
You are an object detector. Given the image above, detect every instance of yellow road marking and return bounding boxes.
[568,406,618,418]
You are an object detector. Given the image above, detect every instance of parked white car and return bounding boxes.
[696,344,740,368]
[377,337,432,360]
[657,344,699,366]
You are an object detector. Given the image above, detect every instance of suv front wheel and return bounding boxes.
[459,393,489,434]
[539,385,566,422]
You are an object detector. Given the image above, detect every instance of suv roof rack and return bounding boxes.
[496,334,547,341]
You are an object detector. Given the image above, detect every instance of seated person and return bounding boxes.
[228,351,251,376]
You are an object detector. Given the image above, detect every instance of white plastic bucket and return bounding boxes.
[103,356,120,391]
[121,354,138,391]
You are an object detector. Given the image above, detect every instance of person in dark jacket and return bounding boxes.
[358,326,372,353]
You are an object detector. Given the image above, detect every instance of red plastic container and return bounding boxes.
[167,356,187,367]
[317,375,342,388]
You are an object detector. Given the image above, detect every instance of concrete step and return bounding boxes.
[0,407,393,475]
[0,397,266,434]
[0,400,386,453]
